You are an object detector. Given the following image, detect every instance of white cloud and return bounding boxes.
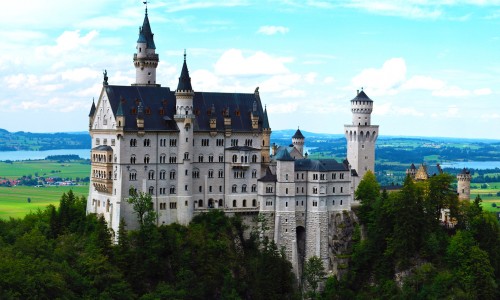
[304,72,317,84]
[473,88,492,95]
[402,75,445,90]
[61,68,100,82]
[36,30,98,57]
[259,74,301,92]
[214,49,292,76]
[323,76,336,84]
[373,102,424,117]
[165,0,249,13]
[432,105,461,118]
[257,26,290,35]
[432,85,471,97]
[279,89,306,98]
[351,57,406,96]
[267,102,299,114]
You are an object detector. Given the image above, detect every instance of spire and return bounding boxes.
[138,6,155,49]
[116,101,124,116]
[176,50,193,92]
[262,105,270,129]
[137,101,144,119]
[292,127,304,139]
[89,98,96,117]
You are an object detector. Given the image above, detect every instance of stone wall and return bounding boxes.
[327,210,359,277]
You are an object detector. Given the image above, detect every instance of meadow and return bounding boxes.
[470,182,500,213]
[0,185,88,219]
[0,159,90,180]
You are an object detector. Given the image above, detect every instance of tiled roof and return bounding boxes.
[138,12,156,49]
[258,167,277,182]
[177,55,193,91]
[92,145,113,151]
[292,128,305,139]
[294,158,349,171]
[101,85,265,132]
[351,90,373,102]
[275,149,294,161]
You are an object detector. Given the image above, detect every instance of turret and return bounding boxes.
[457,168,471,200]
[88,98,96,130]
[116,101,125,129]
[292,128,305,156]
[261,105,271,167]
[344,88,379,189]
[174,52,194,225]
[133,7,159,86]
[350,88,373,126]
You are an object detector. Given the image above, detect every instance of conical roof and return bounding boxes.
[262,106,270,129]
[116,101,124,116]
[88,99,96,117]
[275,149,294,161]
[350,90,373,102]
[176,53,193,91]
[292,128,304,139]
[137,10,156,49]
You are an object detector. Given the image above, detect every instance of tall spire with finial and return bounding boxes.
[133,2,159,86]
[176,50,193,91]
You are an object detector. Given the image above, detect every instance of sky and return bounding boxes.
[0,0,499,139]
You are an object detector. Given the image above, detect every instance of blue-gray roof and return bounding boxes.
[351,90,373,102]
[292,128,304,139]
[258,167,277,182]
[92,145,113,151]
[275,149,294,161]
[177,57,193,91]
[294,158,349,172]
[138,12,156,49]
[101,85,266,132]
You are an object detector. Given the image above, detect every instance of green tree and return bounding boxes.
[355,170,380,224]
[127,187,156,227]
[303,256,326,299]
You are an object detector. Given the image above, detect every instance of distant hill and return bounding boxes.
[0,128,91,151]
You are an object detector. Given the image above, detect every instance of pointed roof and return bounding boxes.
[350,89,373,102]
[258,167,277,182]
[137,9,156,49]
[275,149,294,161]
[459,168,470,175]
[410,163,416,170]
[88,99,96,117]
[176,52,193,91]
[116,101,124,116]
[292,128,304,139]
[262,106,270,129]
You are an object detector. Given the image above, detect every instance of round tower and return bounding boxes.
[133,7,159,86]
[174,52,195,225]
[457,168,471,200]
[292,128,305,157]
[344,88,379,185]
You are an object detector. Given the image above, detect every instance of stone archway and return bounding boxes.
[296,226,306,276]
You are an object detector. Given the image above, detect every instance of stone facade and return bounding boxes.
[87,8,379,280]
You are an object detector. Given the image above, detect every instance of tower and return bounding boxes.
[457,168,471,200]
[261,105,271,168]
[292,128,305,156]
[344,89,379,185]
[174,52,195,225]
[133,7,159,86]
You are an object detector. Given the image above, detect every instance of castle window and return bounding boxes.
[233,200,237,207]
[145,107,151,115]
[333,187,336,193]
[219,186,223,192]
[313,174,318,180]
[144,155,150,164]
[111,139,115,146]
[170,186,176,194]
[96,138,100,145]
[184,152,189,160]
[285,202,288,207]
[340,173,344,179]
[313,201,318,207]
[286,174,288,181]
[199,186,202,193]
[232,155,237,163]
[313,187,318,194]
[160,154,166,163]
[218,169,224,178]
[185,185,188,191]
[170,170,176,180]
[266,199,272,206]
[242,184,247,193]
[296,187,299,193]
[208,169,214,178]
[340,200,343,205]
[198,155,204,163]
[232,185,237,193]
[219,155,224,162]
[148,186,154,195]
[243,199,247,207]
[130,155,136,164]
[302,187,304,193]
[129,171,137,181]
[130,139,137,147]
[144,139,150,147]
[209,155,214,162]
[340,187,343,193]
[251,184,257,192]
[231,139,238,147]
[252,169,257,178]
[216,139,224,147]
[266,185,274,193]
[160,203,166,210]
[209,186,213,192]
[201,139,209,146]
[170,139,177,147]
[192,169,199,178]
[252,154,257,163]
[170,202,177,209]
[332,173,336,179]
[320,174,325,180]
[286,188,288,194]
[198,199,203,207]
[148,170,155,180]
[159,108,165,115]
[252,199,257,207]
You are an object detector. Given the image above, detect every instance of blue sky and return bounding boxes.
[0,0,499,139]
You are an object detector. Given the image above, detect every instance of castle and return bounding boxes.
[87,9,378,275]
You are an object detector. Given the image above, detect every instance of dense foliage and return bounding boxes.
[0,191,298,299]
[0,128,90,151]
[319,171,500,299]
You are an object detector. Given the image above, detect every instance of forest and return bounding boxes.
[1,173,499,299]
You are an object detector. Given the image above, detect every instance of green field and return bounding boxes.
[470,183,500,213]
[0,185,88,219]
[0,160,90,180]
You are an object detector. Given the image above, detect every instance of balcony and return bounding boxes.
[231,162,250,169]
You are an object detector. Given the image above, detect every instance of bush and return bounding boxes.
[492,203,497,208]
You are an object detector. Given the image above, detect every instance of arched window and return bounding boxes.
[243,199,247,207]
[130,155,136,164]
[251,184,257,192]
[242,184,247,193]
[144,155,150,164]
[198,199,203,207]
[233,200,237,207]
[148,186,154,195]
[252,154,257,163]
[232,185,237,193]
[218,199,223,207]
[232,155,237,163]
[148,170,155,180]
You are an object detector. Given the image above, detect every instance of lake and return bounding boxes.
[0,149,90,161]
[441,161,500,170]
